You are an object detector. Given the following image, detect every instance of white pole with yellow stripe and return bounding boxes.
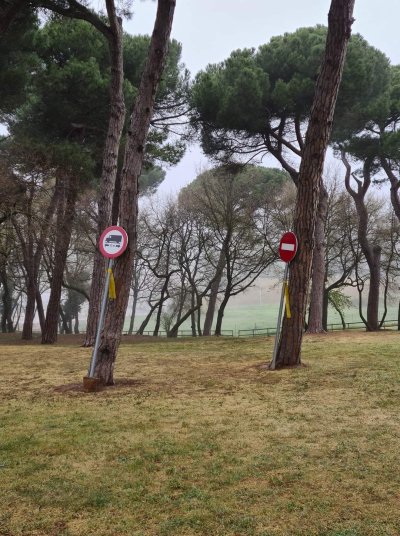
[270,263,289,370]
[270,231,297,370]
[88,258,115,378]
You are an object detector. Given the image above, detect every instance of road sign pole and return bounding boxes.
[88,258,114,378]
[270,262,289,371]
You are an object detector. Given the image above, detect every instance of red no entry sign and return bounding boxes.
[99,226,128,259]
[278,231,298,263]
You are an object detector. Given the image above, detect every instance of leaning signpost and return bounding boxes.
[270,231,298,370]
[84,226,128,390]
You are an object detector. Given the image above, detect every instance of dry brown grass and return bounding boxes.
[1,332,400,536]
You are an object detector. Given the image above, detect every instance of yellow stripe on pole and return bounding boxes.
[284,281,291,318]
[108,268,116,299]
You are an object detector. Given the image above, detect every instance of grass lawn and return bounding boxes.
[1,332,400,536]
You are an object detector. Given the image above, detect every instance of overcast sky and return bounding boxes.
[130,0,400,76]
[127,0,400,194]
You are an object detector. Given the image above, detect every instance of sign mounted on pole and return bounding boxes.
[99,226,128,259]
[278,231,298,263]
[83,225,128,390]
[270,231,298,370]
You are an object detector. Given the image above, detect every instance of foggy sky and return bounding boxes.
[125,1,400,195]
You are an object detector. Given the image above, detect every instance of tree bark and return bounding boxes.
[14,183,58,339]
[175,283,186,325]
[0,0,28,36]
[275,0,355,368]
[127,286,139,335]
[22,281,36,339]
[168,300,202,338]
[74,313,80,334]
[136,299,158,335]
[59,306,70,334]
[42,175,79,343]
[215,291,230,336]
[83,2,126,347]
[203,249,225,336]
[0,268,14,332]
[190,289,197,336]
[153,277,171,336]
[381,158,400,222]
[12,294,22,332]
[36,289,45,332]
[366,246,381,331]
[322,288,329,330]
[307,184,328,333]
[93,0,176,384]
[398,299,400,331]
[342,153,381,331]
[196,306,202,337]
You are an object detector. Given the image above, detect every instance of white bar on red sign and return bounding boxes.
[281,243,295,251]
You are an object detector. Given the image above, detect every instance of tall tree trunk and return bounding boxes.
[111,168,122,226]
[93,0,176,384]
[153,279,170,336]
[0,269,14,333]
[153,294,169,336]
[136,300,158,335]
[153,302,164,336]
[42,176,78,343]
[322,288,329,330]
[74,313,80,334]
[196,306,202,337]
[398,299,400,331]
[366,247,381,331]
[83,4,126,347]
[127,287,139,335]
[59,306,69,334]
[307,184,328,333]
[36,289,45,332]
[190,289,196,336]
[168,301,202,338]
[381,158,400,222]
[22,281,36,339]
[215,291,230,336]
[14,185,59,340]
[175,282,187,325]
[335,304,346,329]
[275,0,355,368]
[203,249,225,335]
[12,294,22,332]
[342,153,381,331]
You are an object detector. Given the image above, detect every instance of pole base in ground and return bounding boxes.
[83,376,102,392]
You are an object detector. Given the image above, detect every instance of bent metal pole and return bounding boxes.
[270,262,289,371]
[88,258,114,378]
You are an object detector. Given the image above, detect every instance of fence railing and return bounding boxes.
[238,327,277,337]
[15,321,398,339]
[123,329,234,338]
[238,318,399,337]
[325,319,399,332]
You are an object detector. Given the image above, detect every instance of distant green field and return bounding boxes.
[129,303,399,336]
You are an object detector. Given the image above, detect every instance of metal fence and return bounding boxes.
[238,327,277,337]
[125,320,399,338]
[123,329,234,338]
[238,319,399,337]
[18,321,398,339]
